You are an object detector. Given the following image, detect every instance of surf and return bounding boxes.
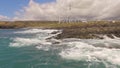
[7,29,120,68]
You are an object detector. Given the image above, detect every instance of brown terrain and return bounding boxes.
[0,21,120,39]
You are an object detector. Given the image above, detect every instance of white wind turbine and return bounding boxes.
[67,4,72,23]
[58,2,72,23]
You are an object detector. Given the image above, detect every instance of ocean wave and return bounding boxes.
[9,29,120,67]
[9,29,61,47]
[14,29,59,34]
[59,40,120,66]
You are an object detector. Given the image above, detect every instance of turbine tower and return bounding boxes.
[58,11,61,23]
[58,3,72,23]
[68,4,72,23]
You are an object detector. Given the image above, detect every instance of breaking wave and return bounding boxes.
[9,29,120,68]
[9,29,61,47]
[59,41,120,66]
[14,29,59,34]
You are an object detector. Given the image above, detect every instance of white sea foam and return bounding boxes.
[10,29,61,47]
[36,45,50,51]
[59,41,120,66]
[9,38,41,47]
[9,29,120,67]
[112,34,120,39]
[14,29,59,34]
[9,37,53,47]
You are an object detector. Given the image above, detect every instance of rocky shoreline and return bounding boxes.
[0,21,120,39]
[55,27,120,39]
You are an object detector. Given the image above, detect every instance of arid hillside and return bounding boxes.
[0,21,120,39]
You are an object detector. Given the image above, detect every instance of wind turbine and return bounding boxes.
[58,2,72,23]
[58,1,82,23]
[58,12,61,24]
[67,4,72,23]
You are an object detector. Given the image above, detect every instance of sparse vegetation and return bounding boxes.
[0,21,120,39]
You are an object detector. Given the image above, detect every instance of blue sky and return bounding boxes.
[0,0,119,21]
[0,0,56,18]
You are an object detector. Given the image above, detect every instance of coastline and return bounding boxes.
[0,21,120,39]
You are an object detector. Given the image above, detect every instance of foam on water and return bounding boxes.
[9,38,52,47]
[9,29,120,67]
[9,29,61,47]
[14,29,59,34]
[59,38,120,67]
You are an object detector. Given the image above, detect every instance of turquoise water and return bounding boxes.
[0,29,120,68]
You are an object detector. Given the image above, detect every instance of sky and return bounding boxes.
[0,0,56,20]
[0,0,120,21]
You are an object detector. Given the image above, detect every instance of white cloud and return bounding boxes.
[0,15,10,21]
[14,0,120,21]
